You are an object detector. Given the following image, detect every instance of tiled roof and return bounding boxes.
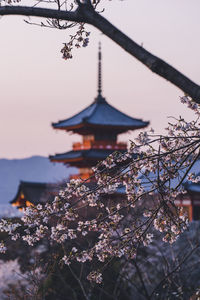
[10,181,60,206]
[52,95,149,133]
[50,149,127,162]
[184,181,200,193]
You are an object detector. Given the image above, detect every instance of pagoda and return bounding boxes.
[49,44,149,180]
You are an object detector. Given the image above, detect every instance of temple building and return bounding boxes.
[10,181,62,210]
[174,179,200,221]
[49,44,149,180]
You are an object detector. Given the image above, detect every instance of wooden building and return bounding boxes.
[175,180,200,221]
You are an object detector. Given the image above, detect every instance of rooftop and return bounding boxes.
[10,181,61,206]
[52,43,149,135]
[50,148,127,167]
[52,95,149,134]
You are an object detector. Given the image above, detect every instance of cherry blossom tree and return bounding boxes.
[0,0,200,102]
[1,1,200,298]
[0,95,200,299]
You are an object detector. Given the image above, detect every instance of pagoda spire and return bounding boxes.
[98,42,102,96]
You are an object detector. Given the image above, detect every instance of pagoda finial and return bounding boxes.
[98,42,102,96]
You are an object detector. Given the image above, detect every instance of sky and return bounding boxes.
[0,0,200,159]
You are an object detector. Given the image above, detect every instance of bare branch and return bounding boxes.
[150,245,199,299]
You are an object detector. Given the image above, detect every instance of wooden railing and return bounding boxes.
[70,173,93,181]
[73,140,127,151]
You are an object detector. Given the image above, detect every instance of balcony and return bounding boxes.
[73,140,127,151]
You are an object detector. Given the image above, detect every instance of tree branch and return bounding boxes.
[0,5,85,22]
[85,8,200,103]
[150,245,199,299]
[1,4,200,103]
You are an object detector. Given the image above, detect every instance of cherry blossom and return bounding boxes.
[0,95,199,284]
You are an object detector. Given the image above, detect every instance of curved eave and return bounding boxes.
[50,157,83,163]
[10,181,48,205]
[10,188,21,204]
[52,121,149,134]
[49,149,133,169]
[50,156,103,168]
[10,181,25,204]
[50,149,126,160]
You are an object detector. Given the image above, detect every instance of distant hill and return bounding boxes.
[0,156,76,205]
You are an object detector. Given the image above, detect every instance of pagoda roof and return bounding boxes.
[49,148,128,167]
[52,43,149,134]
[52,95,149,134]
[53,43,149,135]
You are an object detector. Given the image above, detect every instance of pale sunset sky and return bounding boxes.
[0,0,200,158]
